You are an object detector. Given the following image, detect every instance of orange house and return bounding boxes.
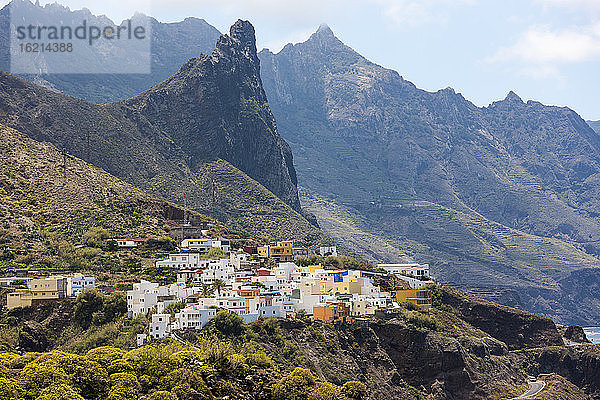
[313,305,335,321]
[396,289,432,308]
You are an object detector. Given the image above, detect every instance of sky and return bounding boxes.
[6,0,600,120]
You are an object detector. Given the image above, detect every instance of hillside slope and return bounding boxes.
[588,120,600,134]
[259,26,600,324]
[0,123,187,251]
[0,20,318,242]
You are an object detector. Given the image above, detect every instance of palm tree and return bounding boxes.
[212,279,226,297]
[201,284,214,298]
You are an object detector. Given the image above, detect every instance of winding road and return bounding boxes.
[516,380,546,399]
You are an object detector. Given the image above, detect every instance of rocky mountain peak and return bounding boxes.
[504,90,524,104]
[228,19,257,53]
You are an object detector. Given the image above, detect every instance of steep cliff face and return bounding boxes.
[259,25,600,324]
[441,287,564,350]
[0,21,313,240]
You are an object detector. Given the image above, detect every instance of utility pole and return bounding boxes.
[212,179,217,220]
[62,148,67,185]
[86,132,90,162]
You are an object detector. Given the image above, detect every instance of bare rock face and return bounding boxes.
[564,325,591,343]
[127,20,300,211]
[441,287,564,350]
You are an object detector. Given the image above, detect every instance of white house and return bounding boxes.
[156,253,202,269]
[180,238,231,253]
[150,313,170,339]
[111,239,143,248]
[175,307,217,330]
[127,280,159,317]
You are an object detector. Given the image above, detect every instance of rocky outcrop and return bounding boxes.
[516,346,600,397]
[126,20,300,211]
[441,287,564,350]
[564,325,591,344]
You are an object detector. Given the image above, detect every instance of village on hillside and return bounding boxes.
[2,227,435,346]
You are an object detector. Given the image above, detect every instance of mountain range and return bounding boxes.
[0,17,322,244]
[1,1,600,324]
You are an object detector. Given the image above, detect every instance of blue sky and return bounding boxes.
[7,0,600,120]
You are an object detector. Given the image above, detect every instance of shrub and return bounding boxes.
[272,367,317,400]
[85,346,126,367]
[204,247,228,259]
[36,383,85,400]
[341,381,367,399]
[404,311,441,331]
[400,301,419,311]
[148,391,178,400]
[82,227,110,247]
[74,289,126,329]
[0,377,22,399]
[308,382,343,400]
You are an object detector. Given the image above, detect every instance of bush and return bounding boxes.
[400,301,419,311]
[423,283,442,308]
[85,346,126,367]
[36,383,85,400]
[82,227,110,247]
[213,311,245,337]
[272,367,316,400]
[309,382,343,400]
[341,381,367,399]
[404,311,441,331]
[204,247,228,259]
[74,289,127,329]
[148,391,177,400]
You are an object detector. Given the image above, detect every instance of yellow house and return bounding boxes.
[332,278,363,295]
[6,276,67,309]
[257,241,293,262]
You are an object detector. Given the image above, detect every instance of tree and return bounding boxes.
[212,279,226,297]
[272,367,317,400]
[200,284,214,298]
[74,289,127,329]
[213,310,245,337]
[82,227,110,247]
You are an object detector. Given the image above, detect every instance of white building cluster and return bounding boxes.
[131,239,433,344]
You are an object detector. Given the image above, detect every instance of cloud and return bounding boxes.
[489,24,600,64]
[370,0,475,28]
[534,0,600,12]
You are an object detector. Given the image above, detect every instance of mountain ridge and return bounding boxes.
[258,25,600,324]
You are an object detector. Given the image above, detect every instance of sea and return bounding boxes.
[583,327,600,343]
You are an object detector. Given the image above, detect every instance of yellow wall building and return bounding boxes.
[6,276,67,309]
[257,241,293,262]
